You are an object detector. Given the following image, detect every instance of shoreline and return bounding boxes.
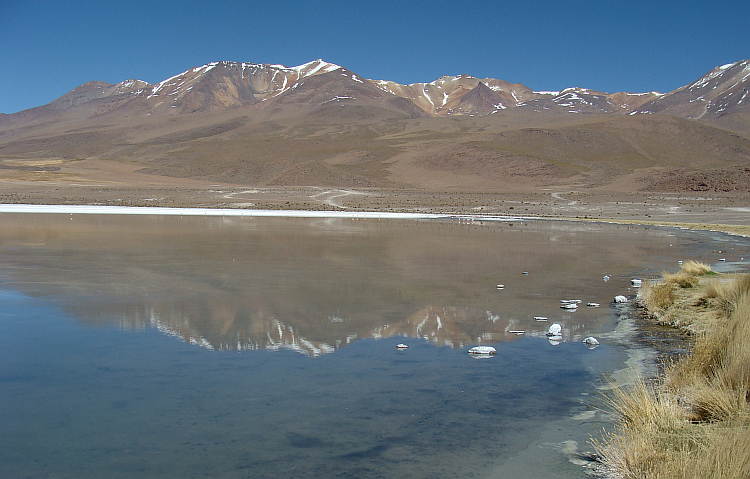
[1,202,748,238]
[595,264,750,478]
[0,203,463,220]
[1,180,748,228]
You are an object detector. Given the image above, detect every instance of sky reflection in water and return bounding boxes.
[1,214,748,478]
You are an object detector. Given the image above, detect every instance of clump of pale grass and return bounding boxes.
[700,274,750,318]
[638,281,676,315]
[663,270,701,288]
[637,261,720,333]
[680,259,713,276]
[662,261,711,290]
[596,267,750,479]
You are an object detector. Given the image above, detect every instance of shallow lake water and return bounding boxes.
[1,213,749,478]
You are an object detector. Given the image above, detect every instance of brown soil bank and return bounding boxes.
[0,168,749,236]
[595,261,750,478]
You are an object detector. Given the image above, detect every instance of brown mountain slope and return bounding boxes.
[384,114,750,191]
[3,106,748,192]
[3,58,750,194]
[635,59,750,119]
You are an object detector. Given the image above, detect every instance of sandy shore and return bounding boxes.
[2,180,748,235]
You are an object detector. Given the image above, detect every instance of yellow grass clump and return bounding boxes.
[636,261,720,334]
[595,263,750,479]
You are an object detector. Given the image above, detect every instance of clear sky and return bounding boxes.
[1,0,748,114]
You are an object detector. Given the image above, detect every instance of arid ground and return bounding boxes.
[1,157,748,236]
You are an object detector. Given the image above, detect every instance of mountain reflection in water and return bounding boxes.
[3,212,750,479]
[0,213,728,355]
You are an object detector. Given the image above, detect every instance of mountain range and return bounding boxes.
[1,59,750,193]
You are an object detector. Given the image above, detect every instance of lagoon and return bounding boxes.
[1,212,748,478]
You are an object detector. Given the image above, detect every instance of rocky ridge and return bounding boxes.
[2,58,748,123]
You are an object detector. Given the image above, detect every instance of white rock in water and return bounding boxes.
[631,279,642,287]
[396,343,409,349]
[468,346,496,356]
[614,295,628,303]
[583,337,600,349]
[547,323,562,337]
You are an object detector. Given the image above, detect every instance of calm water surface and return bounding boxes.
[1,214,748,478]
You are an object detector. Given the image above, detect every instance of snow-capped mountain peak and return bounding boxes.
[633,59,750,118]
[5,58,749,122]
[288,58,343,76]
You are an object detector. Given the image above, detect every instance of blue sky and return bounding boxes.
[1,0,748,114]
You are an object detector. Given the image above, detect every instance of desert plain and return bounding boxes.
[1,156,748,236]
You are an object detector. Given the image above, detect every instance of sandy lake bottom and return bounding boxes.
[1,213,749,478]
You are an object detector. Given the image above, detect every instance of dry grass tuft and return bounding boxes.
[639,281,677,315]
[702,274,750,316]
[661,261,711,289]
[596,267,750,479]
[663,270,701,288]
[637,261,720,333]
[680,260,713,276]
